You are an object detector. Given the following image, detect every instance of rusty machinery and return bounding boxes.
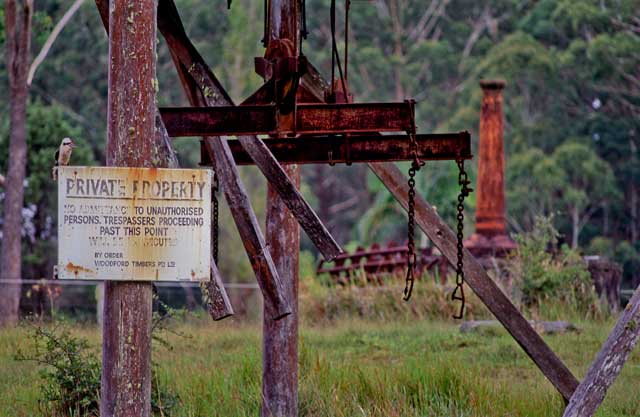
[159,0,472,314]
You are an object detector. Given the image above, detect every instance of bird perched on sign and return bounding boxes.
[51,137,75,181]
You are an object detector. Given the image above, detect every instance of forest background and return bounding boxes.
[0,0,638,290]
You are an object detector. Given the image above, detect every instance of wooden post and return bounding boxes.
[563,285,640,417]
[262,1,300,415]
[100,0,161,415]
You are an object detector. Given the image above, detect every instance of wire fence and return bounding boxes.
[2,278,262,322]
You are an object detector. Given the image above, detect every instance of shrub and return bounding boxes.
[507,216,599,318]
[16,298,182,417]
[15,326,100,417]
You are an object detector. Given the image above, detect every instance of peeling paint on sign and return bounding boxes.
[57,166,211,281]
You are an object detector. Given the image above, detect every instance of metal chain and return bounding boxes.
[452,157,472,319]
[404,100,424,301]
[212,173,219,264]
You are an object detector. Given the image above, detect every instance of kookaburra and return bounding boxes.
[51,137,75,181]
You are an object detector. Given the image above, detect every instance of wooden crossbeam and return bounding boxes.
[199,133,471,166]
[369,162,580,402]
[160,102,413,137]
[93,0,234,322]
[157,0,342,261]
[157,0,293,319]
[563,285,640,417]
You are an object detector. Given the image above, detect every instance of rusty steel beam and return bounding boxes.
[159,102,413,137]
[200,132,471,166]
[100,0,157,415]
[160,105,277,136]
[158,0,341,262]
[368,162,580,402]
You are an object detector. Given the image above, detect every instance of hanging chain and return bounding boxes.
[212,172,219,264]
[404,99,424,301]
[452,157,472,319]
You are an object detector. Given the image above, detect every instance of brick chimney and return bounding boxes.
[464,80,516,257]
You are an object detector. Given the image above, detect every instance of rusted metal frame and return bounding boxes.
[94,0,233,322]
[158,0,341,262]
[562,285,640,417]
[368,162,580,402]
[160,102,414,137]
[199,132,471,166]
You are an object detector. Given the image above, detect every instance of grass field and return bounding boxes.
[0,315,638,417]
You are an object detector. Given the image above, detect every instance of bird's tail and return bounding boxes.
[52,165,58,181]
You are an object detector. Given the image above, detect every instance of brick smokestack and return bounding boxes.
[465,80,516,257]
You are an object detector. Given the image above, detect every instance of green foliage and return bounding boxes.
[507,216,598,316]
[15,326,101,417]
[4,320,640,416]
[13,300,184,417]
[1,0,638,288]
[0,102,95,277]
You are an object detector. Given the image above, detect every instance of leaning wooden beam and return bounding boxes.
[94,0,233,322]
[562,285,640,417]
[157,0,341,261]
[156,1,291,319]
[200,133,471,166]
[159,102,413,137]
[368,162,580,402]
[203,257,235,321]
[202,136,291,320]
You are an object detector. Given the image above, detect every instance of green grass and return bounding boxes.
[1,318,638,417]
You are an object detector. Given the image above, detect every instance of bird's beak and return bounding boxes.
[69,142,76,148]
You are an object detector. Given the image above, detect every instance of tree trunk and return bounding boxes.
[0,0,33,327]
[630,137,638,244]
[571,206,580,249]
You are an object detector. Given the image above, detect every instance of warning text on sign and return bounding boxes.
[57,166,211,281]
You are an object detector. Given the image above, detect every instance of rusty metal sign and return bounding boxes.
[57,166,211,281]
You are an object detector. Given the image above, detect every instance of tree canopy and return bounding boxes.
[1,0,638,286]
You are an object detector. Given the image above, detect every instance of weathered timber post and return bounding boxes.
[464,80,516,257]
[263,1,300,415]
[101,0,163,415]
[562,285,640,417]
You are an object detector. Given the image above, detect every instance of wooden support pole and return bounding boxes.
[263,166,300,417]
[368,162,580,402]
[262,0,300,415]
[100,0,158,415]
[563,286,640,417]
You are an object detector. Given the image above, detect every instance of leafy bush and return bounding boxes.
[15,326,100,417]
[16,300,182,417]
[507,216,599,318]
